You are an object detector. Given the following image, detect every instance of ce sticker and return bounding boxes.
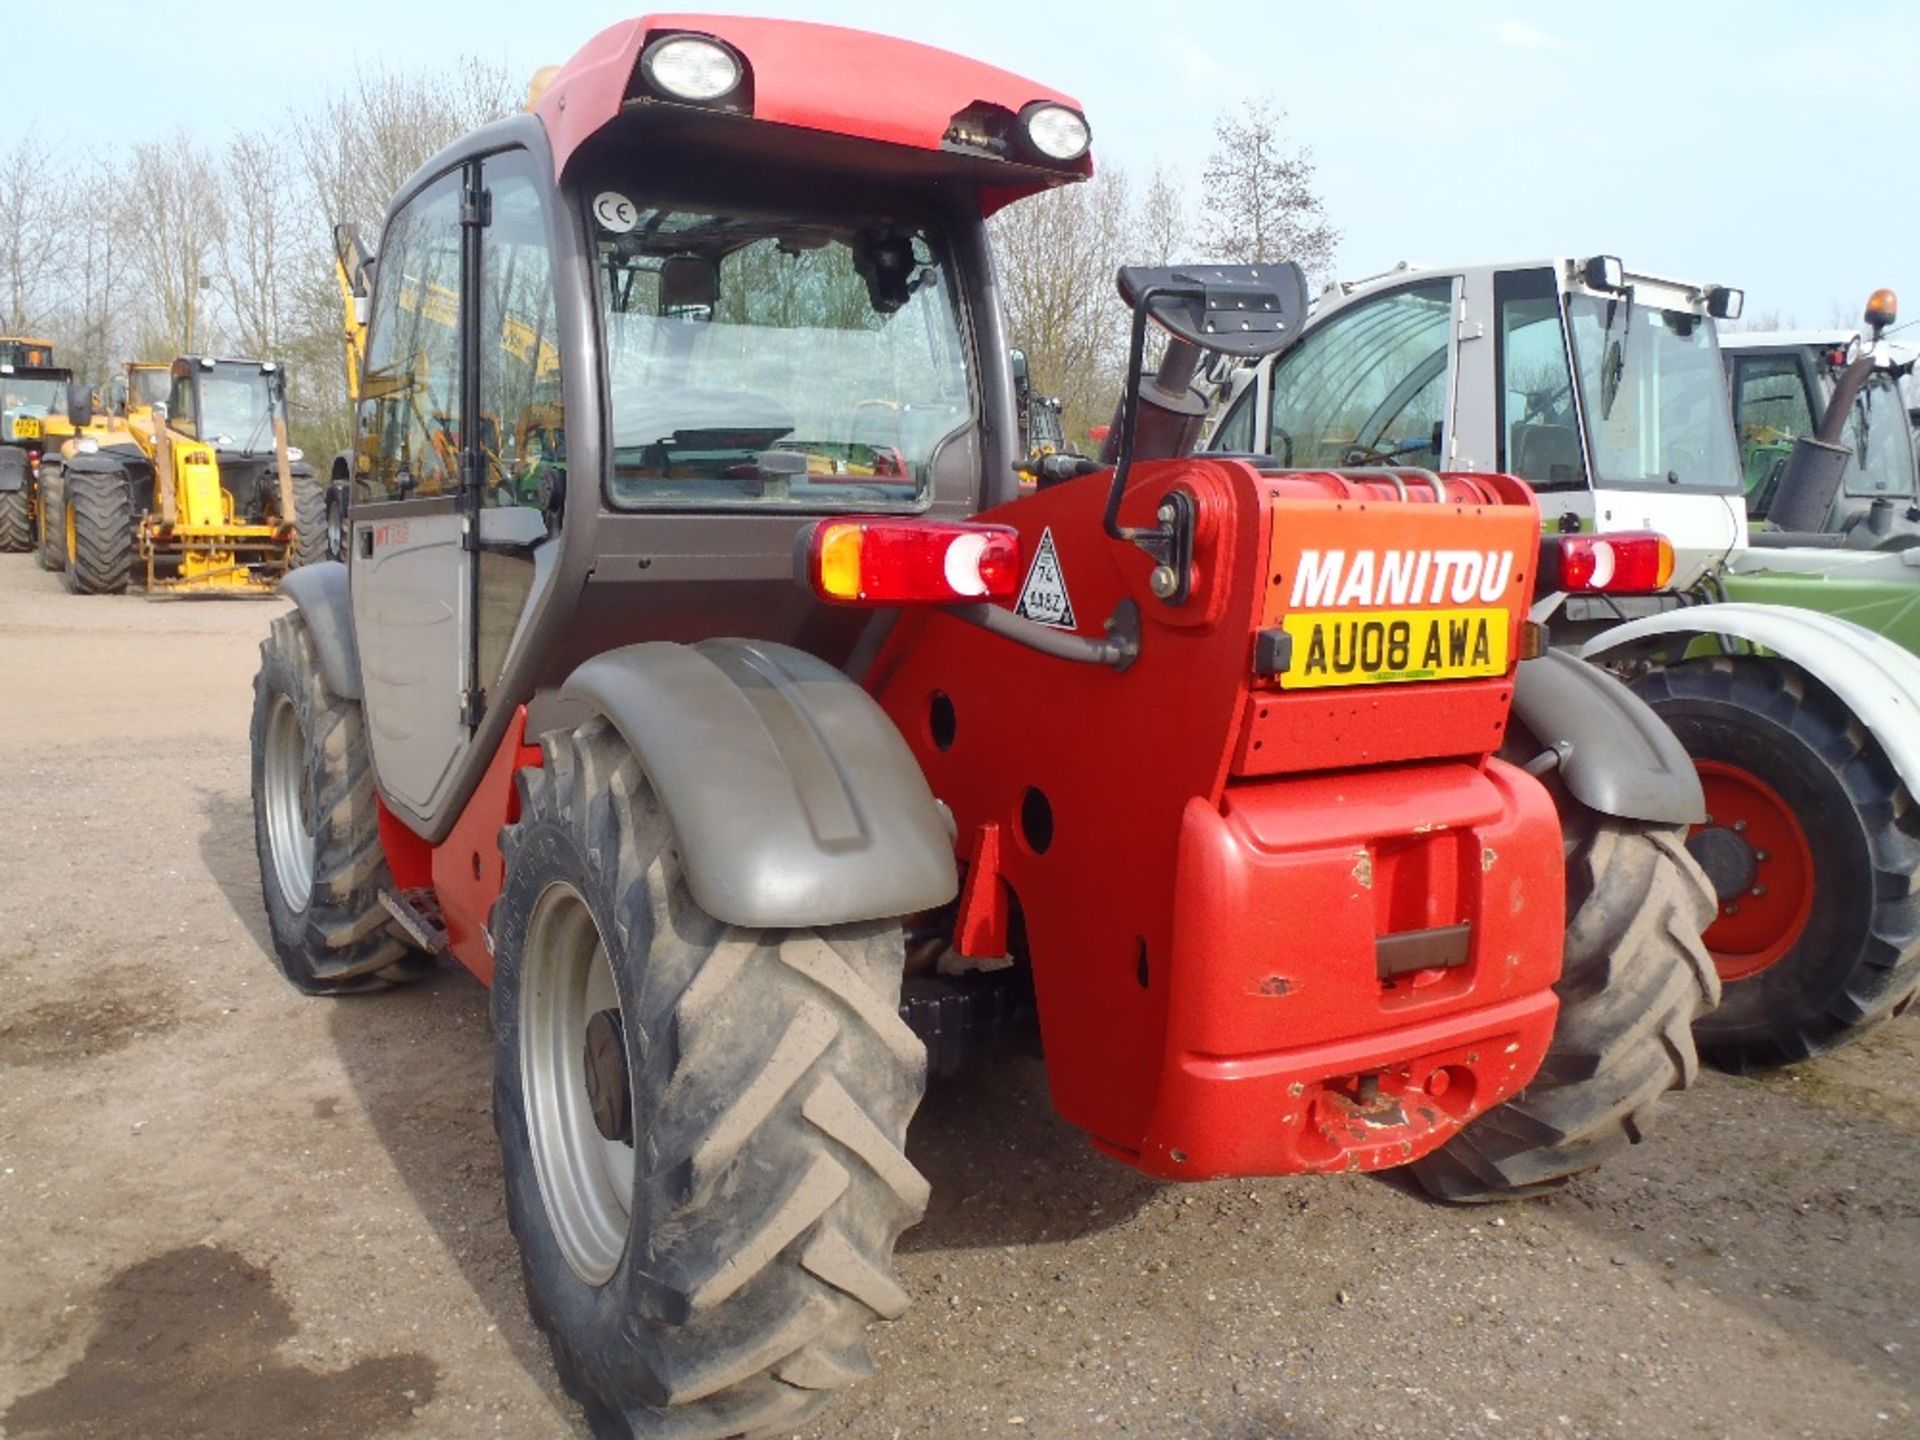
[593,191,639,234]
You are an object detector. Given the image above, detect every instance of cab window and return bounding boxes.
[1495,268,1583,490]
[1729,353,1813,509]
[358,170,465,503]
[1265,280,1452,469]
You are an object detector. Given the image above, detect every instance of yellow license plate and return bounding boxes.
[1281,608,1508,690]
[11,416,40,439]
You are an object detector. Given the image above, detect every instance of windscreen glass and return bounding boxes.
[1,377,66,416]
[1840,374,1915,498]
[1566,297,1739,492]
[129,368,170,408]
[197,364,281,453]
[592,197,972,510]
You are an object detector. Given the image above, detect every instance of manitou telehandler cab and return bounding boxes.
[1721,289,1919,548]
[45,355,326,593]
[0,362,82,553]
[252,19,1716,1438]
[1209,256,1920,1073]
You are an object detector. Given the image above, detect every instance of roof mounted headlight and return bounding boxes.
[641,34,743,102]
[1020,102,1091,162]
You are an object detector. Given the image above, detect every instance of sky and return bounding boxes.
[14,1,1917,330]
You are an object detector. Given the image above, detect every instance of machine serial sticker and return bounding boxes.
[1280,607,1507,690]
[1015,527,1077,630]
[592,191,639,233]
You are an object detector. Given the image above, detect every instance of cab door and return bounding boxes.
[349,166,474,825]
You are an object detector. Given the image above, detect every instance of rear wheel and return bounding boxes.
[62,469,134,594]
[0,486,28,551]
[1412,765,1719,1201]
[290,472,328,570]
[1633,657,1920,1069]
[493,718,929,1439]
[250,611,431,994]
[35,468,64,571]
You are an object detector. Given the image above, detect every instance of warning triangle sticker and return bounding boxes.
[1014,526,1077,630]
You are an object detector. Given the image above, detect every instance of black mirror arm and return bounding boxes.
[1102,281,1190,555]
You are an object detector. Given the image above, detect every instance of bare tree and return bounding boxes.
[0,133,57,334]
[218,124,302,360]
[991,168,1137,443]
[1200,97,1337,276]
[126,133,226,356]
[1136,165,1189,268]
[50,171,134,385]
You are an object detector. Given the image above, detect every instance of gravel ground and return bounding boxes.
[0,550,1914,1440]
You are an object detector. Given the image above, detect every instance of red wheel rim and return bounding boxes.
[1692,761,1816,983]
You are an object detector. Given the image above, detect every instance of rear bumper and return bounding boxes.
[1116,759,1565,1180]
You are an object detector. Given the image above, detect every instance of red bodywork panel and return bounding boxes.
[386,709,542,987]
[533,14,1090,209]
[866,459,1566,1176]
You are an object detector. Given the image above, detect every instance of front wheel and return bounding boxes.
[0,485,28,551]
[492,717,929,1439]
[62,469,134,594]
[290,471,328,570]
[1411,801,1719,1202]
[35,467,64,571]
[249,612,431,993]
[1632,657,1920,1070]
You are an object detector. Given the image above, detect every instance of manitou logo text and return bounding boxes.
[1288,548,1516,610]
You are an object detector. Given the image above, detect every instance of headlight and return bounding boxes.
[75,437,99,454]
[642,35,742,102]
[1022,103,1091,162]
[285,446,305,462]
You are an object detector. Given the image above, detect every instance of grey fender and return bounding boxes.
[561,638,958,930]
[1582,601,1920,801]
[0,447,26,491]
[279,561,362,701]
[1510,649,1706,826]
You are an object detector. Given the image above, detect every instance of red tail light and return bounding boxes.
[1543,531,1675,594]
[806,519,1021,605]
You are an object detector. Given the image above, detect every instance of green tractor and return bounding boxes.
[1207,255,1920,1071]
[1721,288,1917,550]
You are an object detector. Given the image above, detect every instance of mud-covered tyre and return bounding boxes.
[35,468,64,571]
[492,717,929,1440]
[290,471,328,570]
[0,486,28,551]
[62,468,135,594]
[1411,799,1719,1202]
[250,611,432,994]
[1632,657,1920,1070]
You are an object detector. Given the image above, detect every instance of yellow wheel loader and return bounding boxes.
[50,355,325,594]
[1,361,82,552]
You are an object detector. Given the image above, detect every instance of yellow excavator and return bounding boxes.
[47,355,325,594]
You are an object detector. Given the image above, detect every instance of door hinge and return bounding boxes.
[460,688,486,728]
[461,187,491,228]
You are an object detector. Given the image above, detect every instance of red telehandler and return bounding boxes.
[251,15,1716,1437]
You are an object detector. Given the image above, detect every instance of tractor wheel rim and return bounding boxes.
[520,881,633,1286]
[262,694,316,912]
[325,496,343,560]
[1690,760,1816,983]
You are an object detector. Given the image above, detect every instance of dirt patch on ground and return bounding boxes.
[1,1245,438,1440]
[0,989,178,1068]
